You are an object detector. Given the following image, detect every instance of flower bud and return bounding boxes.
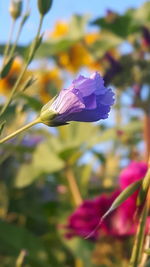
[9,0,22,20]
[22,10,30,26]
[38,0,53,16]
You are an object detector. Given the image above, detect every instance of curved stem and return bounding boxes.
[9,0,30,58]
[9,19,24,58]
[0,15,44,117]
[3,18,16,61]
[129,203,148,267]
[143,114,150,162]
[0,118,41,144]
[0,62,29,116]
[65,167,83,207]
[139,230,150,267]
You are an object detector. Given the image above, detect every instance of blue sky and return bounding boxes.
[0,0,146,44]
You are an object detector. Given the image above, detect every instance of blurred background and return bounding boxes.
[0,0,150,266]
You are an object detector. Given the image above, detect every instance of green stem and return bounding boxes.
[3,18,16,61]
[9,0,30,59]
[129,204,148,267]
[65,167,83,207]
[0,61,29,116]
[0,117,41,144]
[9,19,24,58]
[16,249,27,267]
[0,15,44,117]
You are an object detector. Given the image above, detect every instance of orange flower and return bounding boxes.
[37,68,63,103]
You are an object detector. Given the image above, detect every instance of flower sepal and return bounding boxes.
[40,97,69,126]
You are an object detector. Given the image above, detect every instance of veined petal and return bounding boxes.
[67,104,111,122]
[69,72,106,97]
[40,72,115,126]
[83,93,97,109]
[50,89,85,115]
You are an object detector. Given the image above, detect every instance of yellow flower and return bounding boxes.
[37,68,63,103]
[49,21,69,38]
[58,42,92,72]
[0,58,29,95]
[84,32,101,45]
[58,40,103,73]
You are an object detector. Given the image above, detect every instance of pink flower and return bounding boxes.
[65,162,149,241]
[119,161,148,190]
[65,190,137,240]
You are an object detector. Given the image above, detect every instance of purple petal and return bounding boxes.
[50,89,85,121]
[99,89,115,105]
[67,104,111,122]
[41,72,115,125]
[83,94,97,109]
[69,72,106,97]
[64,89,115,122]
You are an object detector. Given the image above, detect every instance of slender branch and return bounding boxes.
[8,0,30,58]
[129,203,148,267]
[65,167,83,207]
[0,15,44,117]
[139,230,150,267]
[143,114,150,162]
[0,118,41,144]
[3,18,16,61]
[16,250,27,267]
[9,18,25,58]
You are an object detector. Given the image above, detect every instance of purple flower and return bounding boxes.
[40,72,114,126]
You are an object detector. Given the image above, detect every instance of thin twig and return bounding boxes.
[65,167,83,207]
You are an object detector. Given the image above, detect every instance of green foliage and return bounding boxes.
[0,220,51,266]
[0,1,150,266]
[14,141,65,187]
[101,180,142,221]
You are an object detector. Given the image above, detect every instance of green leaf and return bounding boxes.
[33,142,65,173]
[145,249,150,255]
[14,142,65,188]
[133,2,150,25]
[68,15,89,39]
[20,76,37,92]
[90,31,123,58]
[0,121,6,136]
[62,238,94,267]
[0,44,27,57]
[92,9,138,38]
[0,55,15,78]
[0,183,8,219]
[101,180,142,222]
[20,94,43,111]
[35,39,76,58]
[0,220,50,266]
